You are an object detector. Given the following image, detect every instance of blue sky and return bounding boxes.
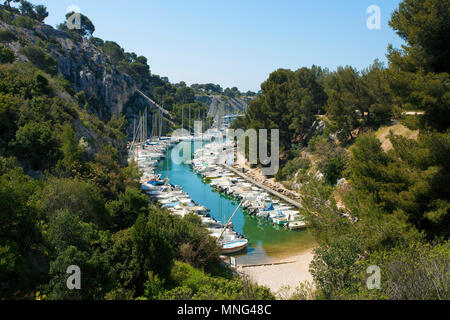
[28,0,404,92]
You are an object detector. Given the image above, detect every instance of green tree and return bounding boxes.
[36,177,110,228]
[102,41,125,64]
[107,188,149,231]
[389,0,450,74]
[11,121,58,171]
[175,86,195,105]
[57,124,80,170]
[132,210,174,281]
[387,0,450,131]
[348,133,450,238]
[34,5,48,22]
[0,45,15,64]
[0,165,42,297]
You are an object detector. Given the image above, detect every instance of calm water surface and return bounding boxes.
[157,141,316,265]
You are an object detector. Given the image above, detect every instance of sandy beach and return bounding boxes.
[237,248,316,297]
[233,152,316,297]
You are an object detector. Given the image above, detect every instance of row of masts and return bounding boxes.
[182,106,209,134]
[129,104,217,158]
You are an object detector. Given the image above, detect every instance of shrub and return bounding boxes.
[36,177,110,228]
[13,15,34,29]
[11,121,58,171]
[106,188,149,231]
[0,30,18,43]
[143,271,166,300]
[342,241,450,300]
[318,156,347,185]
[276,157,311,181]
[0,45,15,64]
[18,46,57,75]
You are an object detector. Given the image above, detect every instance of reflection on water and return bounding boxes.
[157,141,316,265]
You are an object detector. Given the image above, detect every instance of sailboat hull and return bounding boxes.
[221,239,249,254]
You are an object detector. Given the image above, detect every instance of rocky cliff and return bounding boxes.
[0,19,137,120]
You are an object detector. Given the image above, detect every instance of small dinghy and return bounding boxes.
[287,221,307,230]
[221,239,248,254]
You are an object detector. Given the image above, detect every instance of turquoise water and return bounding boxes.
[157,141,316,265]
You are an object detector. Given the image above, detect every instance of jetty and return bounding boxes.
[222,164,303,209]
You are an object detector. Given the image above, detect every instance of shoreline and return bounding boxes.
[237,247,317,297]
[232,151,316,296]
[234,152,303,203]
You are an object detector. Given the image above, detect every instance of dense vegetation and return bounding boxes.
[191,83,257,98]
[0,0,447,301]
[235,0,449,300]
[0,3,274,300]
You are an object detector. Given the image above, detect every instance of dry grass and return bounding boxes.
[375,123,419,152]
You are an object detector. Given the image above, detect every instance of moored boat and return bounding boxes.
[221,239,248,254]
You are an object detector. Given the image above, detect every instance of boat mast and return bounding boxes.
[188,106,191,135]
[166,142,169,184]
[218,200,244,241]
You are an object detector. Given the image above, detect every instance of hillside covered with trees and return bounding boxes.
[234,0,449,300]
[0,2,273,300]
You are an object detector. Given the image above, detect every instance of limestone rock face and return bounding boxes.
[0,20,139,165]
[0,20,137,120]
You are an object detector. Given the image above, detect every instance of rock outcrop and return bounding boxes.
[0,19,137,120]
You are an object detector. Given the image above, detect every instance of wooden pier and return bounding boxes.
[222,164,303,209]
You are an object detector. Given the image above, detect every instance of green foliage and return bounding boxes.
[131,210,174,281]
[175,86,195,105]
[47,245,109,300]
[57,124,80,170]
[324,60,394,143]
[36,177,110,228]
[106,188,148,231]
[387,0,450,131]
[13,15,34,29]
[10,121,59,171]
[18,45,57,75]
[190,83,223,94]
[33,4,48,22]
[348,133,450,238]
[310,237,363,299]
[160,261,275,300]
[318,157,346,185]
[235,66,327,154]
[389,0,450,74]
[0,30,18,42]
[0,93,19,152]
[275,157,311,181]
[341,241,449,300]
[102,41,125,64]
[0,45,15,63]
[143,271,166,300]
[74,145,127,201]
[0,163,42,297]
[32,72,49,95]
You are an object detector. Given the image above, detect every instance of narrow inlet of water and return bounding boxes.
[157,141,316,265]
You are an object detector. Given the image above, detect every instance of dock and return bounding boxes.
[222,164,303,209]
[239,261,297,269]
